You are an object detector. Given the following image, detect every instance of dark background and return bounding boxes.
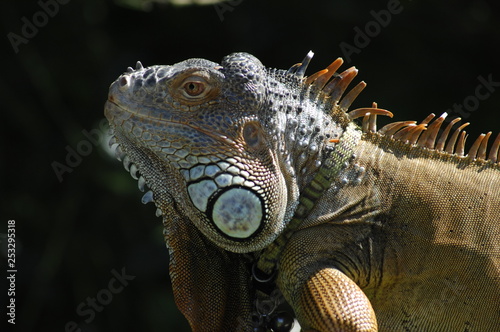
[1,0,499,331]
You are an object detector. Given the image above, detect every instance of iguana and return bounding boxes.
[104,51,500,331]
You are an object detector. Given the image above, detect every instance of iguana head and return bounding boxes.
[105,52,370,253]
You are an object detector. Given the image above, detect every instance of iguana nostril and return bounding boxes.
[119,76,129,88]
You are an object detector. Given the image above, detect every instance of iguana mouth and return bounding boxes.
[104,98,238,147]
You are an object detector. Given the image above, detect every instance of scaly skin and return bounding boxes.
[105,52,500,331]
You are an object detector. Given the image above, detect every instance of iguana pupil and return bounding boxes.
[185,81,202,95]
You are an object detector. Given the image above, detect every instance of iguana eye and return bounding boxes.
[183,80,206,97]
[180,77,209,99]
[172,72,219,105]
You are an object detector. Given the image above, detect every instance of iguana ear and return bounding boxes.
[163,207,253,331]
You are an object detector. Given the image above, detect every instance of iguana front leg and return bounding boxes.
[294,267,377,331]
[277,226,378,332]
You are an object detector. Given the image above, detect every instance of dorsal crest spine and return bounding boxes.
[293,52,500,166]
